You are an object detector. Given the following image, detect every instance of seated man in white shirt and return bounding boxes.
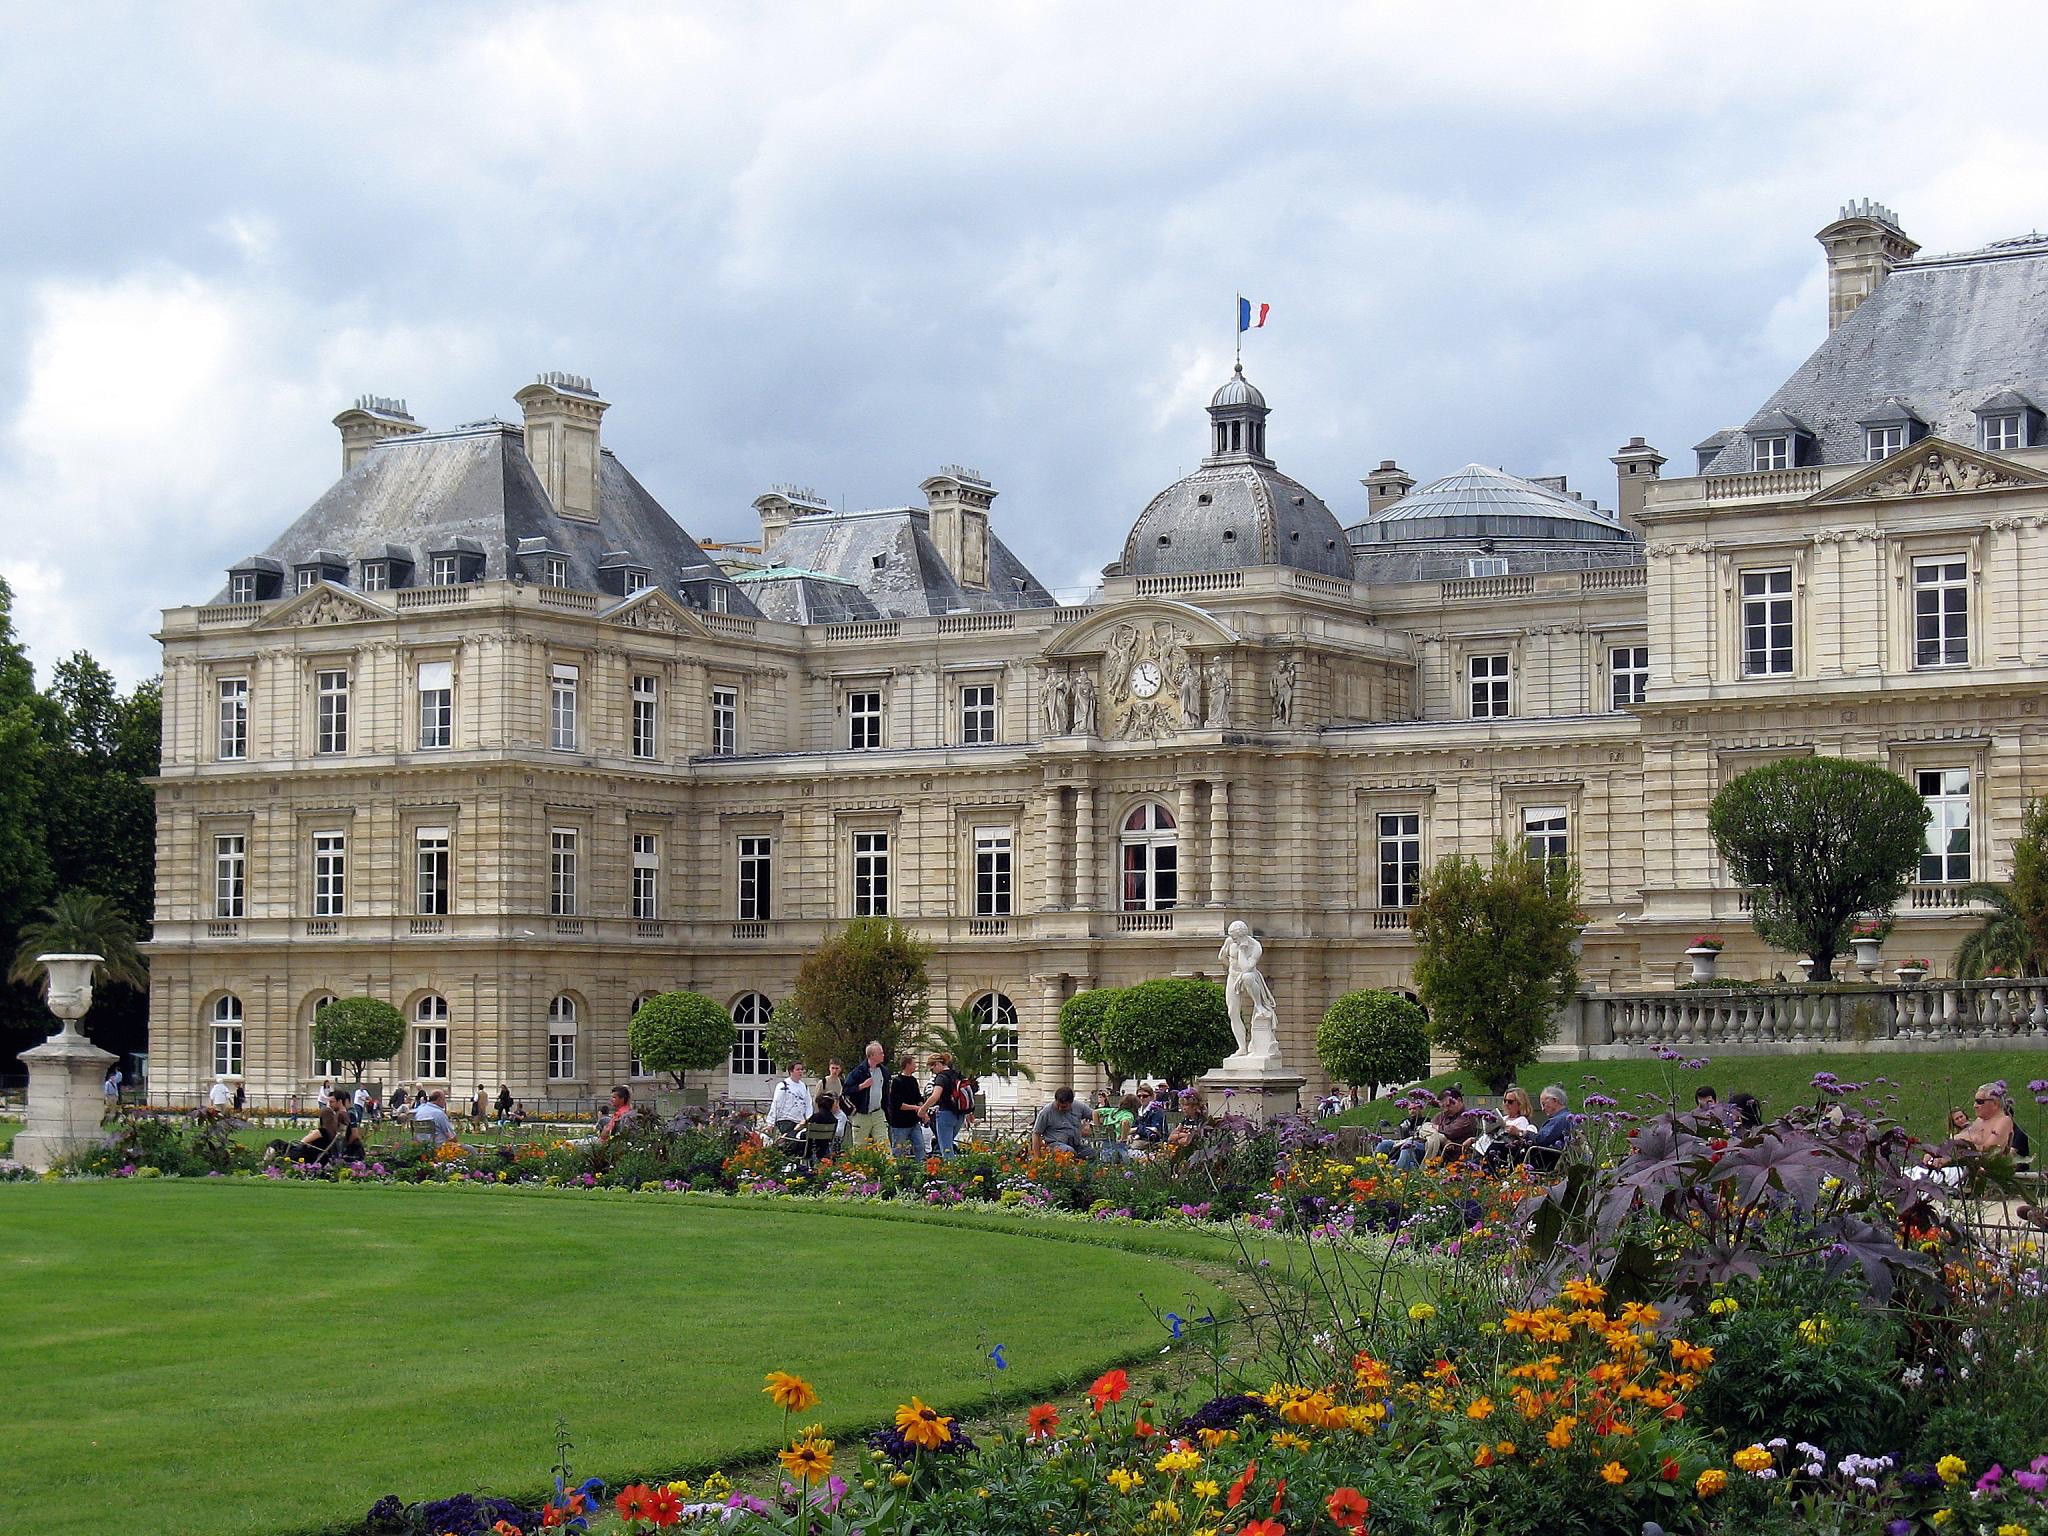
[411,1088,457,1146]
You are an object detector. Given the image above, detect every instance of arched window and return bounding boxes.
[1120,802,1178,911]
[306,992,339,1078]
[210,994,244,1078]
[414,994,450,1081]
[629,991,659,1077]
[729,992,775,1078]
[971,992,1021,1077]
[547,994,578,1083]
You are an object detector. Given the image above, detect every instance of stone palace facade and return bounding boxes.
[146,202,2048,1103]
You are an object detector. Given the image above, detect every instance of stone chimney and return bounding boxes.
[752,484,831,555]
[1816,200,1919,332]
[513,372,608,521]
[332,395,423,472]
[921,465,996,590]
[1609,436,1665,533]
[1361,460,1415,515]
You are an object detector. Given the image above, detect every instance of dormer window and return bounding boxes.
[622,569,651,596]
[431,555,459,586]
[1982,413,2025,452]
[1752,436,1790,471]
[709,584,729,613]
[1467,557,1509,578]
[361,562,389,592]
[296,569,319,593]
[1221,529,1236,543]
[229,573,257,603]
[871,553,886,570]
[1864,425,1905,462]
[543,556,569,588]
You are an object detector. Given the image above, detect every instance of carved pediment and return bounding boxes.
[1039,598,1239,659]
[604,589,709,638]
[254,584,392,629]
[1812,437,2046,505]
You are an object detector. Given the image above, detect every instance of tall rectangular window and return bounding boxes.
[631,674,659,760]
[312,831,347,917]
[853,831,890,916]
[1740,568,1794,676]
[217,677,248,761]
[1523,805,1569,866]
[1468,654,1509,718]
[1609,645,1648,709]
[550,828,578,916]
[961,684,997,745]
[315,669,350,754]
[212,1022,244,1078]
[415,1026,448,1080]
[709,685,737,757]
[1752,435,1790,471]
[550,664,579,751]
[548,1031,577,1082]
[1918,768,1972,883]
[213,835,246,918]
[973,826,1012,916]
[738,835,772,920]
[415,826,450,915]
[1913,557,1968,668]
[632,834,660,920]
[847,689,883,750]
[229,572,257,603]
[1865,425,1904,462]
[1376,812,1421,908]
[417,660,453,749]
[542,555,568,588]
[430,554,460,586]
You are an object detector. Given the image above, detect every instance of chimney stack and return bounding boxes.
[332,395,423,472]
[921,465,996,590]
[1816,200,1919,332]
[514,372,608,521]
[1361,459,1415,515]
[752,484,831,555]
[1610,437,1665,534]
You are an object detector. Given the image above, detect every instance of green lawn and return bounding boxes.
[1327,1045,2048,1142]
[0,1182,1224,1536]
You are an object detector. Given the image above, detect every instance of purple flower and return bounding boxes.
[1978,1464,2006,1491]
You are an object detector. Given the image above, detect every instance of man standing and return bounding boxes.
[207,1076,234,1111]
[841,1042,890,1149]
[768,1061,813,1140]
[885,1053,928,1159]
[1032,1087,1095,1159]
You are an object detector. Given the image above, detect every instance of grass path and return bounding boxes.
[1,1181,1224,1536]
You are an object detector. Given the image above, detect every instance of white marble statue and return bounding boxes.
[1072,670,1097,736]
[1219,920,1282,1066]
[1041,669,1070,735]
[1205,655,1233,728]
[1270,656,1297,724]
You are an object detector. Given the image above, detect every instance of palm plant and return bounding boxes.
[8,891,149,991]
[1953,881,2034,979]
[918,1003,1036,1082]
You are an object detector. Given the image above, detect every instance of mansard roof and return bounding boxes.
[1703,235,2048,475]
[213,424,757,614]
[732,564,882,624]
[761,506,1055,619]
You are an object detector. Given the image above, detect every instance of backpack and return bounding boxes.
[948,1075,976,1115]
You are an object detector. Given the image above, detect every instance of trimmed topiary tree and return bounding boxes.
[1058,987,1125,1081]
[1708,756,1928,981]
[1317,989,1430,1101]
[628,990,736,1090]
[1101,977,1233,1088]
[1411,843,1580,1094]
[310,997,406,1084]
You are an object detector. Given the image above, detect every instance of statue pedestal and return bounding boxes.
[14,1027,117,1171]
[1202,1060,1306,1124]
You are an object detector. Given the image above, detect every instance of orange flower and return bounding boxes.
[1601,1461,1629,1485]
[779,1437,835,1485]
[1133,1416,1157,1438]
[1660,1457,1682,1483]
[1545,1414,1577,1450]
[1474,1445,1496,1467]
[763,1370,820,1414]
[895,1395,953,1450]
[1227,1461,1259,1509]
[1326,1487,1370,1529]
[1089,1367,1130,1411]
[1027,1402,1060,1440]
[1243,1522,1286,1536]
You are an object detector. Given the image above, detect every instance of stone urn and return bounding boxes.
[12,953,117,1171]
[1851,937,1884,979]
[1685,946,1721,983]
[1895,963,1928,986]
[1797,957,1816,984]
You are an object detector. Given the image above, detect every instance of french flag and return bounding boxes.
[1237,297,1270,332]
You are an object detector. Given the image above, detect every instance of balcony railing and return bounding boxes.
[967,917,1010,937]
[1370,908,1411,931]
[1115,910,1174,933]
[634,920,666,938]
[1703,467,1823,502]
[1593,978,2048,1050]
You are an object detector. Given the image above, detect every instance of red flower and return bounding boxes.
[616,1485,655,1521]
[1660,1457,1681,1483]
[539,1508,568,1529]
[644,1486,682,1527]
[1326,1486,1370,1528]
[1027,1403,1060,1440]
[1270,1477,1289,1515]
[1133,1417,1156,1439]
[1088,1367,1129,1411]
[1227,1461,1259,1510]
[1243,1521,1287,1536]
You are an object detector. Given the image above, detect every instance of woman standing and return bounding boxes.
[885,1053,929,1159]
[923,1052,968,1155]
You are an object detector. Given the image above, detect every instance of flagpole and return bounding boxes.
[1234,292,1242,369]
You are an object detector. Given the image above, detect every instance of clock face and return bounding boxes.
[1129,660,1163,699]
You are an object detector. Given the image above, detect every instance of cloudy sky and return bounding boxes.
[5,2,2047,683]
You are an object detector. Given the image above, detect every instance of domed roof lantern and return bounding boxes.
[1205,364,1271,463]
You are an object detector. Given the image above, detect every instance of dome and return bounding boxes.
[1347,463,1633,545]
[1209,364,1267,411]
[1121,461,1354,580]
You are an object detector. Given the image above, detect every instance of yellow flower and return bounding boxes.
[1995,1524,2029,1536]
[1696,1469,1728,1498]
[699,1473,732,1496]
[1617,1301,1660,1328]
[1408,1301,1438,1322]
[665,1480,691,1497]
[763,1370,820,1414]
[1732,1445,1773,1474]
[1545,1415,1577,1450]
[1937,1454,1967,1486]
[895,1396,954,1450]
[1149,1499,1183,1524]
[1796,1316,1834,1347]
[1931,1511,1951,1527]
[889,1471,912,1488]
[1466,1396,1496,1421]
[1600,1461,1628,1485]
[1155,1446,1202,1475]
[1191,1479,1220,1500]
[1271,1430,1312,1451]
[778,1437,835,1484]
[1107,1467,1145,1493]
[1562,1277,1608,1307]
[1707,1297,1739,1317]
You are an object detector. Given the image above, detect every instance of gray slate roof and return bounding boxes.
[215,424,756,614]
[761,507,1055,618]
[1346,463,1634,544]
[1704,236,2048,475]
[733,565,881,624]
[1119,460,1354,580]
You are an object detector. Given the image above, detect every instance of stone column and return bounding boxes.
[1207,780,1230,906]
[1074,786,1097,911]
[1177,780,1203,907]
[1041,788,1066,911]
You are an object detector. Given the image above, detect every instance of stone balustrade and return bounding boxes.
[1586,978,2048,1055]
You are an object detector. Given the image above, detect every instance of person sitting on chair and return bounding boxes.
[803,1091,841,1165]
[596,1086,635,1145]
[411,1088,457,1147]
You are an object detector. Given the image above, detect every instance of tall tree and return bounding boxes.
[1410,843,1580,1093]
[786,918,933,1070]
[2009,798,2048,978]
[1708,757,1927,982]
[9,891,149,993]
[0,576,52,938]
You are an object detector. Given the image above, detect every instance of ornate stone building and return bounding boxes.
[146,204,2048,1102]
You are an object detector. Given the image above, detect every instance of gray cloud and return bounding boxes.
[4,1,2046,682]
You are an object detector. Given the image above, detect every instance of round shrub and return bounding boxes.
[1317,989,1430,1100]
[1101,977,1233,1087]
[628,990,736,1088]
[311,997,406,1082]
[1058,987,1124,1076]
